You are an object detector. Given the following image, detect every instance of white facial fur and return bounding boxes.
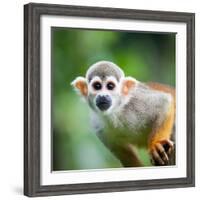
[88,75,122,114]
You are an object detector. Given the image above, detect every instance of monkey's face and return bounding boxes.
[71,61,137,115]
[87,76,121,114]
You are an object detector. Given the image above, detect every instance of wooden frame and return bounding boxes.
[24,3,195,197]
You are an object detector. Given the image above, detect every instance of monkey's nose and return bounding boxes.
[96,95,112,111]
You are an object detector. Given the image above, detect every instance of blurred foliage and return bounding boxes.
[52,28,175,170]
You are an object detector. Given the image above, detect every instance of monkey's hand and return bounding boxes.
[150,139,174,166]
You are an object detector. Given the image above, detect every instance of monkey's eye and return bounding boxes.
[92,82,102,90]
[107,82,115,90]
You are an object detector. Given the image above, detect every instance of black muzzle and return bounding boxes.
[96,95,112,111]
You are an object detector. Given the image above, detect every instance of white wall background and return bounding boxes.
[0,0,199,199]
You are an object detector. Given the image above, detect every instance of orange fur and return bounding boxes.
[149,103,175,151]
[75,80,88,96]
[122,79,136,95]
[147,82,176,101]
[147,82,175,152]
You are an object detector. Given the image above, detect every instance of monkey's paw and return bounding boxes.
[150,139,174,166]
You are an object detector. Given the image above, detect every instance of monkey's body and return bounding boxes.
[91,109,152,148]
[91,82,175,166]
[72,61,175,167]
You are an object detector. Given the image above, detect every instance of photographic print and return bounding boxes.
[24,3,195,197]
[52,29,176,171]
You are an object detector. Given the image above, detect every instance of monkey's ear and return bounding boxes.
[71,77,88,96]
[121,77,137,95]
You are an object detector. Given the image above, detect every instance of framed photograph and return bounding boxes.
[24,3,195,197]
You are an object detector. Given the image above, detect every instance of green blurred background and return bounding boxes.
[52,28,175,171]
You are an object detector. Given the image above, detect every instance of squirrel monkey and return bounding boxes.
[71,61,175,167]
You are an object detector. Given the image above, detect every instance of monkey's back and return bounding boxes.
[118,82,173,132]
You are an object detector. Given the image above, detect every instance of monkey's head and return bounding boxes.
[71,61,137,115]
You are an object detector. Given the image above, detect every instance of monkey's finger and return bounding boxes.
[164,140,174,155]
[166,139,174,148]
[161,139,174,148]
[155,143,169,164]
[161,139,174,155]
[167,145,174,156]
[151,150,165,165]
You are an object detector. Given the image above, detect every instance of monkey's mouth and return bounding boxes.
[95,95,112,111]
[96,102,111,111]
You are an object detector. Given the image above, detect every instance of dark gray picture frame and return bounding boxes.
[24,3,195,197]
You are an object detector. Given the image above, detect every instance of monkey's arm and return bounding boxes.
[148,100,175,165]
[146,82,175,165]
[110,144,143,167]
[96,129,143,167]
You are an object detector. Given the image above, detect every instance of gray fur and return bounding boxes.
[84,61,172,148]
[119,82,172,132]
[86,61,124,82]
[72,61,174,165]
[91,82,172,148]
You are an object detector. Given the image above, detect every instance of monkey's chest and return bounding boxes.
[99,125,150,148]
